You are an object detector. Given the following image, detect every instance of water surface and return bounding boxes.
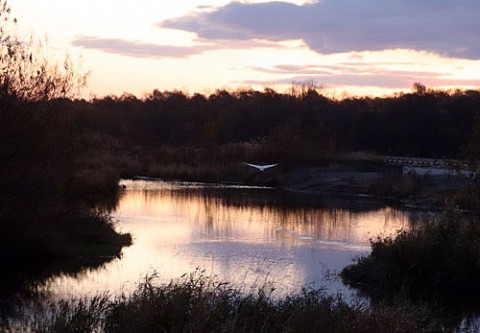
[45,179,420,298]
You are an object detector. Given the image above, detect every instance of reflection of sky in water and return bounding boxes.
[45,179,416,299]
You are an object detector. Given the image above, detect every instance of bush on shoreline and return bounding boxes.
[341,213,480,304]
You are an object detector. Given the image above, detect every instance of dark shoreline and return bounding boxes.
[126,161,474,212]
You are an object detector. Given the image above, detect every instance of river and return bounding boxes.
[41,178,427,300]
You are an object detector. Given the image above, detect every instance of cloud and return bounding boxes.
[71,36,217,58]
[160,0,480,59]
[247,63,480,88]
[72,36,282,59]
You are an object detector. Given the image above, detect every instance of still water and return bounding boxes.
[45,179,421,299]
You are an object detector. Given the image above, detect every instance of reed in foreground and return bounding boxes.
[10,273,442,333]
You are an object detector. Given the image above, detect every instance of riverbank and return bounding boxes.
[126,155,476,212]
[277,164,475,210]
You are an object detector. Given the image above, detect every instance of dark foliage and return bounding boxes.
[74,87,480,161]
[341,214,480,306]
[24,274,442,333]
[0,0,129,264]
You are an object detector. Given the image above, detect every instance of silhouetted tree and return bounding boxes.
[0,0,87,102]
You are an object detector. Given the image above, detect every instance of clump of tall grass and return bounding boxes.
[443,180,480,211]
[145,162,246,183]
[338,151,385,170]
[341,213,480,303]
[1,203,131,262]
[10,272,443,333]
[68,166,121,200]
[112,143,287,184]
[29,296,110,333]
[366,171,429,199]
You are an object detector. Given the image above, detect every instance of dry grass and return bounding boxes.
[341,213,480,305]
[7,273,443,333]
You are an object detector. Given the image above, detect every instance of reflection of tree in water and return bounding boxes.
[189,188,411,241]
[0,256,118,323]
[123,181,423,245]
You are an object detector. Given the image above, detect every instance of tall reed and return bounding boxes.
[9,273,442,333]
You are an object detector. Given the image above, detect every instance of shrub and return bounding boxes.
[341,214,480,303]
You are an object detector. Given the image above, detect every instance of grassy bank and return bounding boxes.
[0,102,132,263]
[341,213,480,305]
[106,143,293,184]
[7,274,442,333]
[1,206,131,262]
[0,0,131,265]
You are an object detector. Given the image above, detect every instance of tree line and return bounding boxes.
[56,86,480,161]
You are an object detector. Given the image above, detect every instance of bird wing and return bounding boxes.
[262,163,279,169]
[244,162,278,170]
[244,162,261,169]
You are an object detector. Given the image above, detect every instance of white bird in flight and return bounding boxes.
[244,162,279,172]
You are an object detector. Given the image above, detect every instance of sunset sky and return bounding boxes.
[11,0,480,98]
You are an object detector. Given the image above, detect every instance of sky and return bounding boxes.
[10,0,480,98]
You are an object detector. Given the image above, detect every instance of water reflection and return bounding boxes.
[0,257,117,326]
[120,180,411,248]
[44,179,419,298]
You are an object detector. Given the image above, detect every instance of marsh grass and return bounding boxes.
[1,202,131,262]
[366,171,429,199]
[107,143,288,185]
[341,213,480,306]
[9,295,111,333]
[5,273,442,333]
[443,180,480,211]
